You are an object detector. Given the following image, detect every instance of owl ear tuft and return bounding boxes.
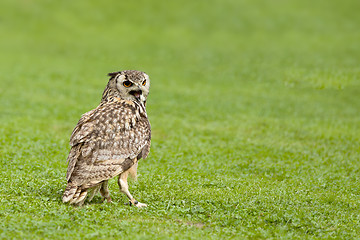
[107,71,121,78]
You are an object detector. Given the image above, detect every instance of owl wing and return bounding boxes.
[65,101,151,187]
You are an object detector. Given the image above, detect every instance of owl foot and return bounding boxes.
[127,200,147,208]
[103,196,112,203]
[134,202,147,208]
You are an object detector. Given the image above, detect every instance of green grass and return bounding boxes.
[1,0,360,239]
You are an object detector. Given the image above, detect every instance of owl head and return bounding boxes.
[102,70,150,105]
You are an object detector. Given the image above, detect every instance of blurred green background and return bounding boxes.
[1,0,360,239]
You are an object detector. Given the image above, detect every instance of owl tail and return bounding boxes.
[62,184,88,205]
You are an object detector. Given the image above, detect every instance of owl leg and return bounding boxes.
[118,168,147,208]
[100,180,112,203]
[87,184,101,202]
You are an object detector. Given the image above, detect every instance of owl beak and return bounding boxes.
[129,90,142,101]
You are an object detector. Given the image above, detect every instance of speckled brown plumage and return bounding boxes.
[62,70,151,207]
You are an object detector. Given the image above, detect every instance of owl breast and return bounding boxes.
[66,98,151,183]
[86,100,150,162]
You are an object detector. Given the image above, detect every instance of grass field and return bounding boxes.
[1,0,360,239]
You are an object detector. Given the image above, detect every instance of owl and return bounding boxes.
[62,70,151,207]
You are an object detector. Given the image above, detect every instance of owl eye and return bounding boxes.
[142,80,146,86]
[123,80,133,87]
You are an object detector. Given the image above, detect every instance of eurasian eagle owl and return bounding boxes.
[62,70,151,207]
